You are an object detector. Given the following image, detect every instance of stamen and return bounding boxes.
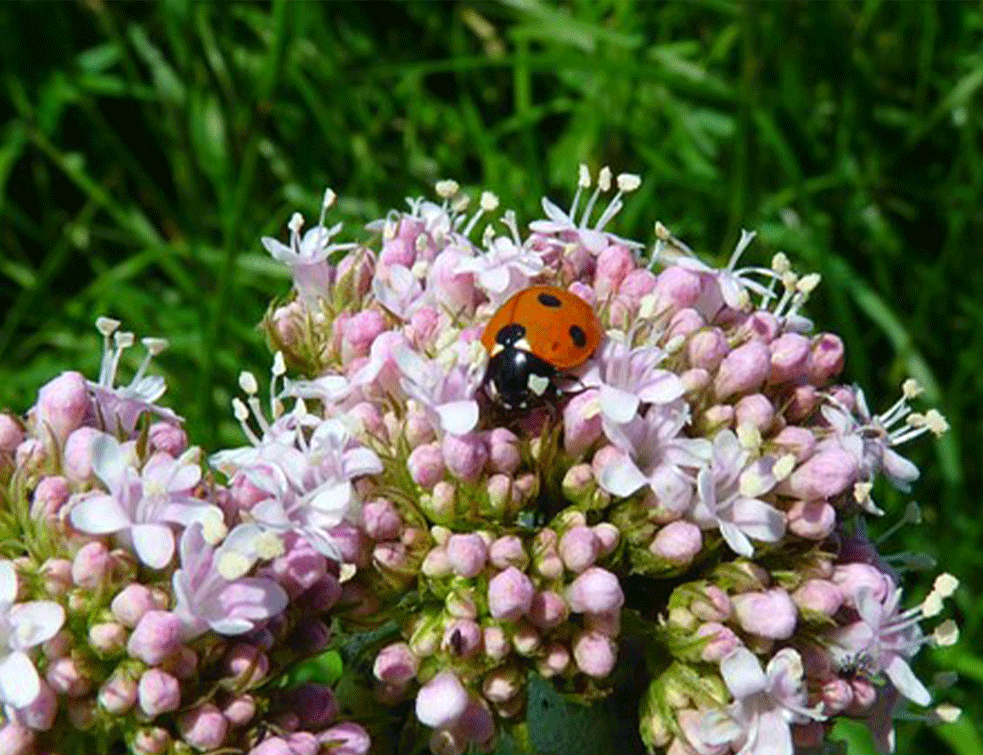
[288,212,304,236]
[933,619,958,646]
[239,372,259,396]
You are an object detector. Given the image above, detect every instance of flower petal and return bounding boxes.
[69,493,131,534]
[0,651,40,708]
[132,523,176,569]
[599,384,640,424]
[732,498,786,544]
[597,460,648,498]
[0,561,17,604]
[885,655,931,706]
[9,601,65,649]
[721,647,768,699]
[436,400,480,436]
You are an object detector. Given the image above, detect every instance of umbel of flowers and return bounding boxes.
[0,167,959,755]
[239,167,957,755]
[0,330,369,754]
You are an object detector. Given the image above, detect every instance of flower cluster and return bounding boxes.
[250,168,958,754]
[0,324,368,755]
[0,167,958,755]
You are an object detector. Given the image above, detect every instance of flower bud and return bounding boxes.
[40,558,72,597]
[15,438,45,471]
[832,563,892,608]
[132,727,172,755]
[594,244,635,296]
[62,427,101,483]
[127,610,182,665]
[653,267,701,313]
[769,332,811,384]
[821,678,854,715]
[563,389,602,457]
[31,475,70,521]
[529,590,569,630]
[489,535,528,571]
[666,308,704,340]
[483,626,510,661]
[714,341,770,400]
[138,669,181,716]
[223,694,256,727]
[779,448,858,500]
[785,384,818,421]
[415,671,468,729]
[572,630,617,678]
[98,671,138,715]
[224,644,270,689]
[770,426,815,462]
[248,737,292,755]
[487,567,534,621]
[446,534,488,578]
[42,631,71,660]
[696,622,741,662]
[559,526,599,573]
[808,333,845,386]
[732,589,797,640]
[89,621,128,656]
[690,585,732,622]
[687,328,728,371]
[37,371,90,443]
[566,567,624,614]
[0,724,34,755]
[404,402,435,447]
[374,642,419,686]
[734,394,775,433]
[793,579,843,617]
[592,523,619,557]
[12,679,57,731]
[362,499,402,541]
[741,311,780,343]
[649,521,703,566]
[111,583,157,628]
[487,428,520,475]
[443,619,482,658]
[441,433,488,483]
[318,722,371,755]
[342,310,386,362]
[287,733,318,755]
[178,703,229,751]
[0,415,23,453]
[46,656,91,697]
[71,540,113,590]
[408,443,445,489]
[147,421,188,455]
[787,499,836,540]
[537,643,571,678]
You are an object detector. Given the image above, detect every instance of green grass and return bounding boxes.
[0,2,980,753]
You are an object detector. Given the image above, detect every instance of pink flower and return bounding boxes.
[650,520,703,566]
[714,341,771,400]
[178,703,228,750]
[373,642,419,686]
[415,670,469,729]
[36,371,90,443]
[446,534,488,578]
[572,630,617,678]
[127,611,182,665]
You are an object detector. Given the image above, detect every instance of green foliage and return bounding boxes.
[0,2,980,753]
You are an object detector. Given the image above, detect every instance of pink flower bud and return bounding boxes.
[691,586,732,622]
[127,611,181,665]
[98,671,138,715]
[318,722,371,755]
[270,539,328,598]
[415,671,468,729]
[446,534,488,578]
[443,619,482,659]
[36,371,90,443]
[821,678,854,715]
[562,389,602,457]
[12,679,57,730]
[0,415,22,453]
[488,535,527,571]
[287,733,318,755]
[148,422,187,456]
[111,583,156,628]
[421,546,451,578]
[666,308,705,340]
[427,250,479,314]
[785,384,818,421]
[407,306,440,348]
[779,448,858,500]
[487,567,534,621]
[769,333,811,384]
[687,328,728,371]
[619,268,657,299]
[46,656,90,697]
[529,590,569,629]
[15,438,45,471]
[248,737,292,755]
[849,678,877,712]
[42,631,70,660]
[714,340,771,400]
[133,727,172,755]
[179,703,229,751]
[162,645,199,679]
[592,523,619,557]
[89,622,127,655]
[30,475,70,521]
[740,311,780,343]
[734,394,775,432]
[225,644,270,689]
[63,426,101,484]
[572,630,617,678]
[408,443,445,488]
[71,541,111,589]
[793,579,843,616]
[536,643,571,678]
[362,499,402,541]
[653,267,701,312]
[770,426,815,462]
[374,642,419,686]
[482,666,523,704]
[512,622,541,656]
[558,526,599,573]
[650,521,703,566]
[594,244,636,296]
[342,310,386,362]
[487,428,520,475]
[0,724,34,755]
[808,334,845,386]
[832,563,892,608]
[40,558,72,597]
[701,404,735,431]
[680,367,711,394]
[566,567,624,614]
[696,622,742,662]
[327,522,370,567]
[138,669,181,716]
[223,695,257,727]
[483,626,510,661]
[787,499,836,540]
[732,589,797,640]
[441,433,488,483]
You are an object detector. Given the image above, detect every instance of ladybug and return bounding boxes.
[480,285,602,410]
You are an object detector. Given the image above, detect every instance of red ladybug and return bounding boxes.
[481,285,602,409]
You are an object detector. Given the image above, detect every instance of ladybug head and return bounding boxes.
[484,345,557,410]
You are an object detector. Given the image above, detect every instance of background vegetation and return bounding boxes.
[0,2,980,753]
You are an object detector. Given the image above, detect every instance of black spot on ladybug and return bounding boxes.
[495,323,526,346]
[537,292,562,308]
[569,324,587,347]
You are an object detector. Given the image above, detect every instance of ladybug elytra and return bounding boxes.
[480,285,602,409]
